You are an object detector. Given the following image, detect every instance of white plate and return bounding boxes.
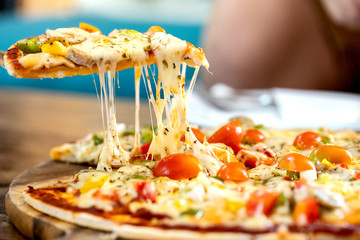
[189,84,360,130]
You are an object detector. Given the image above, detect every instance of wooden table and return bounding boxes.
[0,88,151,239]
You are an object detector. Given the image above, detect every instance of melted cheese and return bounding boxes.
[39,26,216,173]
[19,53,75,70]
[65,30,149,68]
[143,32,222,175]
[96,63,130,171]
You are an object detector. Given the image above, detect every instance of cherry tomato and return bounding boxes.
[216,162,249,182]
[309,145,352,165]
[295,179,308,189]
[293,131,322,150]
[339,163,348,169]
[293,197,319,225]
[134,181,157,203]
[208,120,243,154]
[355,172,360,180]
[246,189,279,216]
[277,153,315,172]
[139,142,152,160]
[242,129,265,145]
[262,157,276,166]
[191,128,206,143]
[153,153,203,180]
[180,128,206,143]
[237,149,260,168]
[92,189,120,202]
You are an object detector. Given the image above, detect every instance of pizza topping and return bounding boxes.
[293,197,319,225]
[180,208,203,218]
[311,186,346,209]
[41,36,69,47]
[250,143,275,158]
[237,148,273,168]
[80,174,108,194]
[216,162,249,182]
[246,189,279,217]
[355,172,360,180]
[138,142,152,160]
[92,134,104,146]
[278,153,315,172]
[16,38,41,53]
[241,129,265,145]
[153,153,203,180]
[180,127,206,144]
[211,143,237,163]
[293,131,322,150]
[46,27,91,44]
[310,145,353,165]
[208,120,243,154]
[41,41,68,56]
[19,53,76,70]
[134,181,157,203]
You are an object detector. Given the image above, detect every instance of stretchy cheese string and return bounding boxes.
[91,31,224,175]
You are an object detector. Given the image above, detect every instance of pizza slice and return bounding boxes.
[5,23,213,173]
[4,24,207,79]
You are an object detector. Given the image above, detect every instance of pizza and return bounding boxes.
[4,24,360,239]
[4,23,206,79]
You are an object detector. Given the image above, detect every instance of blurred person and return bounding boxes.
[202,0,360,93]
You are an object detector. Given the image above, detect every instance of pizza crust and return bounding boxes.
[4,44,156,79]
[23,189,360,240]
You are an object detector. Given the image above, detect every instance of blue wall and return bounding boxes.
[0,14,203,99]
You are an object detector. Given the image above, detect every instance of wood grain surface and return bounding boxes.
[0,88,150,239]
[6,160,115,239]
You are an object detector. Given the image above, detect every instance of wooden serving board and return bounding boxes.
[6,161,116,240]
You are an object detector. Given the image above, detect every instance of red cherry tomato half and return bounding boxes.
[277,153,315,172]
[139,142,152,160]
[92,189,120,202]
[191,128,206,143]
[293,131,322,150]
[355,172,360,180]
[153,153,203,180]
[237,149,261,168]
[216,162,249,182]
[246,189,279,216]
[242,129,265,145]
[134,181,157,203]
[293,197,319,225]
[309,145,352,165]
[208,120,243,154]
[180,128,206,143]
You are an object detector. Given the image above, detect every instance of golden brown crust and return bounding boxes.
[4,44,156,79]
[24,186,360,239]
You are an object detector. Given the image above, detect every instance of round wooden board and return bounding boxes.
[6,161,116,240]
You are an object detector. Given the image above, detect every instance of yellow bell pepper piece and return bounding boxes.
[80,22,101,33]
[173,199,192,211]
[321,159,335,169]
[80,175,109,194]
[41,41,67,56]
[225,199,245,213]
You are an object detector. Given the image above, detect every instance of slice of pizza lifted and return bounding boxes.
[4,24,206,79]
[4,24,227,175]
